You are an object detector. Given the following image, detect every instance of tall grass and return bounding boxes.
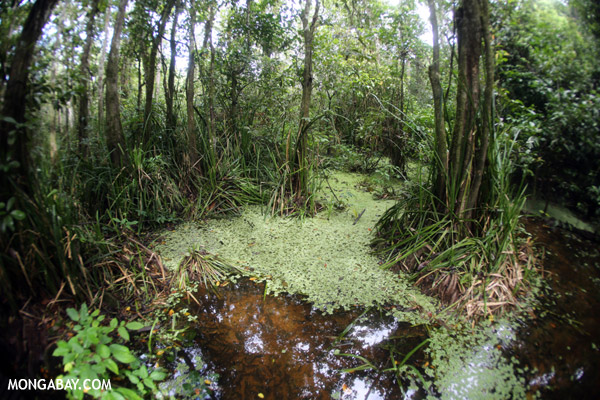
[374,127,536,318]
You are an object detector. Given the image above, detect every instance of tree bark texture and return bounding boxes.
[166,3,181,133]
[105,0,129,167]
[186,0,198,166]
[439,0,494,223]
[294,0,320,198]
[142,0,176,144]
[204,4,217,173]
[0,0,59,189]
[97,6,111,135]
[427,0,449,204]
[465,0,494,215]
[77,0,100,159]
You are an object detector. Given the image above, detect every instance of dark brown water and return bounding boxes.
[516,219,600,398]
[190,280,428,400]
[181,218,600,399]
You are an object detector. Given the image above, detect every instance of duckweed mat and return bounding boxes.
[155,172,436,321]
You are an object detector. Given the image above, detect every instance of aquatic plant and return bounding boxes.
[175,249,243,297]
[424,321,530,399]
[156,172,437,321]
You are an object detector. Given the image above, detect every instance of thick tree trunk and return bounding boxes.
[77,0,100,159]
[294,0,320,198]
[142,0,176,144]
[428,0,449,204]
[448,0,482,218]
[0,0,59,190]
[432,0,493,225]
[186,0,198,167]
[105,0,129,167]
[466,0,494,216]
[166,3,181,133]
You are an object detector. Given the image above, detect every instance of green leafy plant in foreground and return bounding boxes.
[53,303,166,399]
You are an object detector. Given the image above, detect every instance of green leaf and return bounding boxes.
[10,210,25,220]
[125,321,144,331]
[1,116,17,125]
[79,303,88,320]
[137,365,148,379]
[143,378,156,390]
[115,388,142,400]
[126,371,140,385]
[105,391,124,400]
[68,337,84,354]
[149,369,166,381]
[109,344,136,364]
[66,307,79,322]
[117,326,130,341]
[91,363,106,375]
[109,318,118,329]
[97,344,111,359]
[105,358,119,374]
[52,342,70,357]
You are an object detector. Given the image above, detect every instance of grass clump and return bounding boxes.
[175,249,243,296]
[374,130,538,319]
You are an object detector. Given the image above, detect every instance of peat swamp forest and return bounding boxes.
[1,0,600,398]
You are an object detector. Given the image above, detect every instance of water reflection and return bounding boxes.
[515,219,600,398]
[190,279,423,399]
[350,321,399,347]
[181,218,600,399]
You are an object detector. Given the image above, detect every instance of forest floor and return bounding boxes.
[154,171,436,324]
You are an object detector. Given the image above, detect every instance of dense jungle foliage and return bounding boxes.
[0,0,599,397]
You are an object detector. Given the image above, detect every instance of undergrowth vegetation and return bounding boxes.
[373,125,538,318]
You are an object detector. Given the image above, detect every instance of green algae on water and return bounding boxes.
[155,172,436,320]
[425,320,531,400]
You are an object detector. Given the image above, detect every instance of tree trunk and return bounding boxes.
[0,1,22,101]
[428,0,449,205]
[105,0,129,167]
[293,0,320,198]
[166,3,181,133]
[142,0,176,144]
[438,0,492,225]
[229,69,239,148]
[204,4,217,175]
[389,54,407,172]
[466,0,494,216]
[0,0,59,191]
[186,0,198,167]
[77,0,100,159]
[97,6,111,136]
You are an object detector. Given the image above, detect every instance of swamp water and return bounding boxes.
[155,173,600,399]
